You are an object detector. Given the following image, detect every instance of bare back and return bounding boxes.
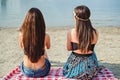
[19,32,50,70]
[67,28,98,54]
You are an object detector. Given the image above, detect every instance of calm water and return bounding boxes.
[0,0,120,27]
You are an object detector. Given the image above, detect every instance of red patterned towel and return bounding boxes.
[2,66,117,80]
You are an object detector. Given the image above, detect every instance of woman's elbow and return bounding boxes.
[67,47,71,51]
[47,46,50,49]
[46,44,50,49]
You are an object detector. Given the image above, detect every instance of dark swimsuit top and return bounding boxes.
[71,42,95,57]
[71,42,95,51]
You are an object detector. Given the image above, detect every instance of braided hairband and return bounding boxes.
[75,15,89,21]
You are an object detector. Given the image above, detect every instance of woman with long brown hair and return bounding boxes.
[19,8,51,78]
[63,5,102,79]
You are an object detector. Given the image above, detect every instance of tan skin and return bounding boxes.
[67,17,98,54]
[19,32,50,70]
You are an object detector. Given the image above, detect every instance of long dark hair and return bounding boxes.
[20,8,46,63]
[74,5,96,52]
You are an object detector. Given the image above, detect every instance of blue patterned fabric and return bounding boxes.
[20,59,51,78]
[63,51,101,79]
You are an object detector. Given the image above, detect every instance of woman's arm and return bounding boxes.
[19,32,23,49]
[67,30,72,51]
[92,30,99,44]
[45,33,50,49]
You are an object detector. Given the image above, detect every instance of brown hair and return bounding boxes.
[74,5,96,52]
[20,8,45,63]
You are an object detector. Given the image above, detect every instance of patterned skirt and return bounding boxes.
[63,51,102,79]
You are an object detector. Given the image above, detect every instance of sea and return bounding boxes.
[0,0,120,27]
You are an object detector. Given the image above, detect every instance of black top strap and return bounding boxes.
[71,42,95,51]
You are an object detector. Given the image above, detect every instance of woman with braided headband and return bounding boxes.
[63,5,102,79]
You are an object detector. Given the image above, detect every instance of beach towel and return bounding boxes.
[1,66,117,80]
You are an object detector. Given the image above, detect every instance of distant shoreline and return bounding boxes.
[0,26,120,28]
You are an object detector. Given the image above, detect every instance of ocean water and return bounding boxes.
[0,0,120,27]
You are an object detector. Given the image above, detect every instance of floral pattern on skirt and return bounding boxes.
[63,52,102,79]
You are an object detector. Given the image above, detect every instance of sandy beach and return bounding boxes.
[0,27,120,79]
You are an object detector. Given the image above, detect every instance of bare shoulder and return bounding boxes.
[67,28,75,35]
[19,32,22,39]
[19,32,22,36]
[45,33,50,38]
[93,29,99,37]
[45,33,50,42]
[92,29,99,44]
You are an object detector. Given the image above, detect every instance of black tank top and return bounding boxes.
[71,42,95,51]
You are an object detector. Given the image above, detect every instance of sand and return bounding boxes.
[0,27,120,79]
